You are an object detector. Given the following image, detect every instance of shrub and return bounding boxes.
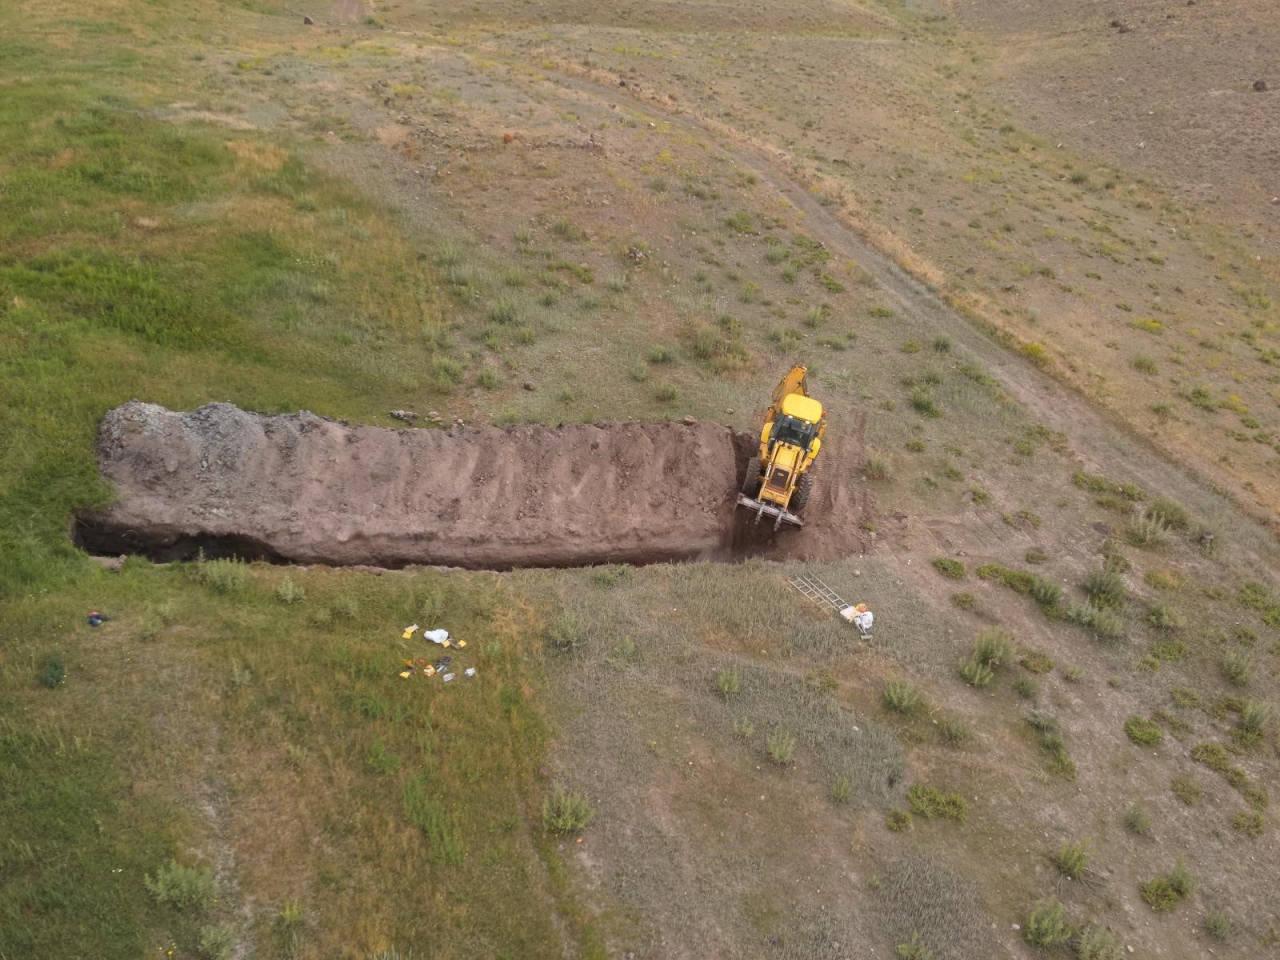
[766,728,796,765]
[883,680,922,714]
[715,667,741,700]
[1203,911,1232,941]
[932,557,966,579]
[1124,716,1163,746]
[886,809,912,832]
[1123,805,1151,836]
[1124,513,1169,548]
[1220,652,1251,687]
[546,615,588,654]
[543,787,593,834]
[865,458,890,482]
[198,924,236,960]
[1236,701,1268,745]
[896,933,934,959]
[909,387,941,417]
[1147,497,1189,531]
[906,785,967,822]
[1067,603,1125,641]
[1231,810,1264,838]
[1024,899,1071,947]
[974,628,1012,667]
[937,716,971,747]
[733,717,754,739]
[1147,603,1183,632]
[37,654,66,689]
[830,775,852,804]
[190,556,248,594]
[1019,650,1054,674]
[1025,547,1049,564]
[275,576,305,604]
[1171,775,1202,806]
[646,346,674,364]
[1074,924,1123,960]
[1013,677,1038,700]
[487,296,518,324]
[1083,567,1125,608]
[1141,862,1193,912]
[951,592,976,610]
[145,859,216,910]
[1053,841,1088,880]
[1029,577,1062,609]
[959,657,994,688]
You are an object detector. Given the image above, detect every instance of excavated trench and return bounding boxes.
[75,402,871,570]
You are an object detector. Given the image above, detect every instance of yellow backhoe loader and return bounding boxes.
[737,364,826,529]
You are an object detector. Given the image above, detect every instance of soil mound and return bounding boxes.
[77,402,870,569]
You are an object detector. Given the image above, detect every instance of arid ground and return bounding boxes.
[1,0,1277,958]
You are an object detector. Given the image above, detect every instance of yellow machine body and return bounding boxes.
[738,365,827,528]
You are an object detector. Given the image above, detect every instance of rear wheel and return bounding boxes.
[741,457,762,497]
[791,473,813,512]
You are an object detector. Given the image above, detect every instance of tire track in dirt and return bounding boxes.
[531,64,1279,566]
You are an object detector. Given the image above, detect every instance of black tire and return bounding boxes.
[791,473,813,512]
[741,457,762,497]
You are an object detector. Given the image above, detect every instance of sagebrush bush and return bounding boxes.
[1220,651,1251,687]
[715,667,741,700]
[1083,567,1125,608]
[37,654,66,689]
[190,557,248,594]
[883,679,922,714]
[546,615,588,654]
[766,728,796,765]
[198,924,235,960]
[275,576,305,604]
[937,716,971,747]
[1053,841,1088,880]
[1123,804,1151,836]
[1029,577,1062,609]
[543,787,593,834]
[145,859,216,910]
[931,557,965,579]
[1023,899,1070,947]
[1141,862,1193,912]
[974,628,1012,667]
[1125,512,1169,548]
[1124,716,1163,746]
[906,785,966,822]
[959,657,993,688]
[1074,923,1123,960]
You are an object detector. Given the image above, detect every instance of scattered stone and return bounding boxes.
[389,409,419,423]
[681,415,697,426]
[1253,79,1268,92]
[522,381,535,391]
[303,14,314,24]
[502,131,516,143]
[89,555,126,572]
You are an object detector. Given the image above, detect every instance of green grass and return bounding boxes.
[906,784,967,822]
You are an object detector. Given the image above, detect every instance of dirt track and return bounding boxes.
[79,402,868,569]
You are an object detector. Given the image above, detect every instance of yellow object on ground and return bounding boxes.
[737,364,827,528]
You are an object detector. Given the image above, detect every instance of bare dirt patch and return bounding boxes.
[79,402,869,569]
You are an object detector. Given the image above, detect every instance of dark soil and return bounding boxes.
[79,402,870,569]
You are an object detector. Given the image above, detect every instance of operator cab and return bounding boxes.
[769,394,823,453]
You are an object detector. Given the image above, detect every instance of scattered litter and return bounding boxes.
[398,670,412,679]
[402,623,419,640]
[464,667,476,678]
[87,610,110,627]
[423,628,449,644]
[442,672,456,682]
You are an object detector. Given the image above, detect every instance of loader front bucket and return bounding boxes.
[736,493,804,529]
